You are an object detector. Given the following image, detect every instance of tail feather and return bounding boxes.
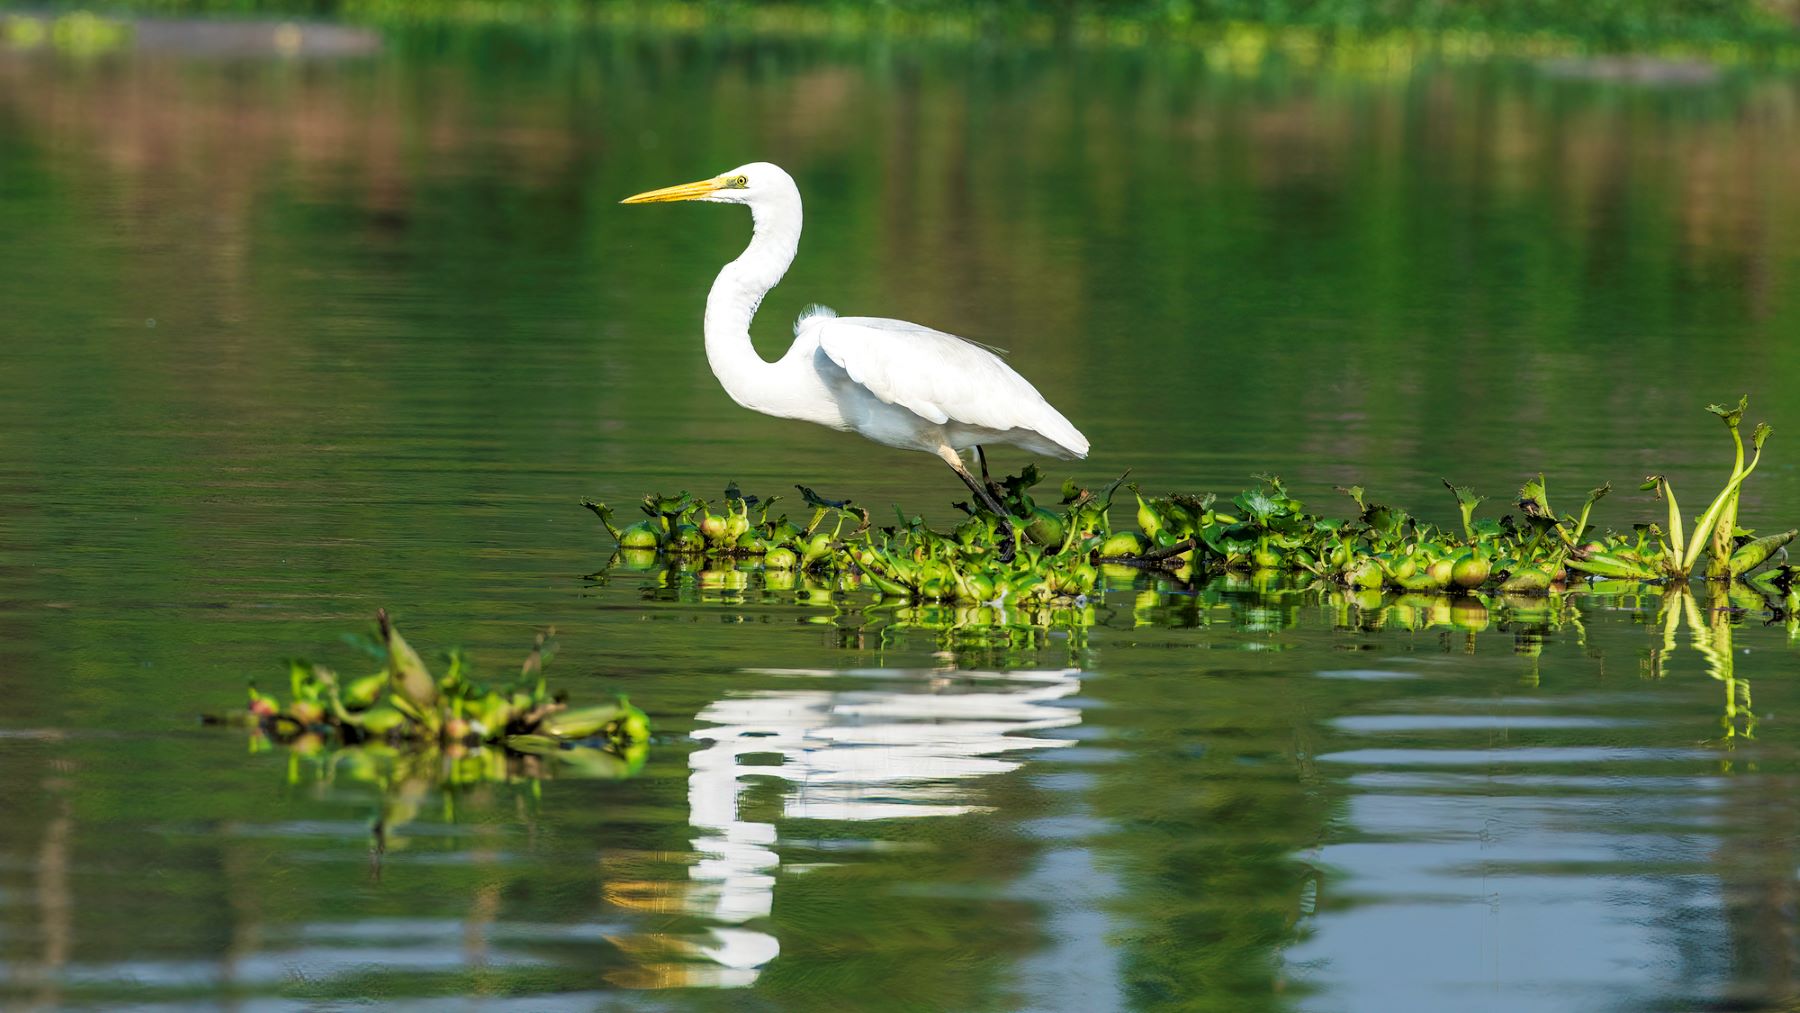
[1035,404,1089,460]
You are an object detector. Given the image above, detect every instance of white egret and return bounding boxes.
[620,162,1088,526]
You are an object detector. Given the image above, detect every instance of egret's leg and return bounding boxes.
[938,446,1006,515]
[974,445,1005,502]
[937,446,1017,559]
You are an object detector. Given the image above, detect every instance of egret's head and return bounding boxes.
[620,162,793,207]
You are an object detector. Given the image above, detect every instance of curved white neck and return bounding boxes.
[704,192,803,414]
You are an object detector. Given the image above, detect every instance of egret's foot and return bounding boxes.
[995,519,1017,563]
[796,485,853,510]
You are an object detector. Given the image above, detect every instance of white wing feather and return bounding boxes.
[806,315,1088,458]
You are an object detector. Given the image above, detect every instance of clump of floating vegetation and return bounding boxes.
[583,397,1797,610]
[214,610,650,775]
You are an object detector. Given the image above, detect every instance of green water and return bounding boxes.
[4,21,1800,1011]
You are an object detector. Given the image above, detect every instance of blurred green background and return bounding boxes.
[5,4,1800,1010]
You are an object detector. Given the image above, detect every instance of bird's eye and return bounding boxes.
[727,175,749,189]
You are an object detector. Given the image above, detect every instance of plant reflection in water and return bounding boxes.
[1650,586,1771,752]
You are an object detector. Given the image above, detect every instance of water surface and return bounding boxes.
[2,22,1800,1011]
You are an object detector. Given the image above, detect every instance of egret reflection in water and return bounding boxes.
[610,666,1083,988]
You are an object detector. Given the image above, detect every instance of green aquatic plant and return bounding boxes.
[217,614,650,863]
[220,610,650,765]
[1585,397,1793,582]
[587,471,1114,607]
[585,397,1794,605]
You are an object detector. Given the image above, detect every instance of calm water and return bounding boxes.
[3,20,1800,1011]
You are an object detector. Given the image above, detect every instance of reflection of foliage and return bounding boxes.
[1088,620,1333,1010]
[274,735,645,860]
[594,546,1605,657]
[1648,587,1761,751]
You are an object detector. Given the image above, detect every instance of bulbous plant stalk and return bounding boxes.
[1634,398,1775,582]
[1687,417,1768,575]
[1706,398,1748,580]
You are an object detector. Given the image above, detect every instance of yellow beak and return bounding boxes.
[620,176,724,204]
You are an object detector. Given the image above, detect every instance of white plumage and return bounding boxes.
[622,161,1088,516]
[809,315,1088,459]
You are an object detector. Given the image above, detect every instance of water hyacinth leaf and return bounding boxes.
[441,646,468,692]
[1000,464,1043,500]
[1518,474,1553,521]
[358,706,409,735]
[1234,489,1281,523]
[502,733,562,756]
[1566,552,1660,581]
[538,704,629,740]
[580,499,623,541]
[463,691,508,733]
[1729,530,1796,577]
[644,492,690,517]
[341,670,388,710]
[1571,483,1610,542]
[1642,476,1687,567]
[612,698,650,743]
[1442,481,1484,541]
[378,609,439,722]
[1705,396,1748,427]
[1363,503,1410,541]
[288,659,315,702]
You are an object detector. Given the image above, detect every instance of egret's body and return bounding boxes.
[622,162,1087,517]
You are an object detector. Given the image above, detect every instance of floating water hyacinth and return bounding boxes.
[216,610,650,774]
[583,397,1795,609]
